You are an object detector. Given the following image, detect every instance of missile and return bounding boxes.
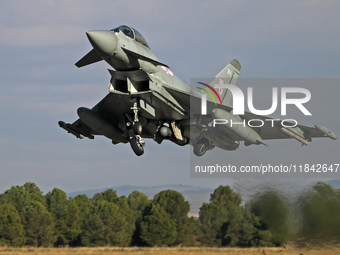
[212,108,263,145]
[281,127,309,146]
[77,107,125,142]
[58,121,85,139]
[315,124,337,140]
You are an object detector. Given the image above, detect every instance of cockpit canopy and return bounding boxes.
[110,25,150,49]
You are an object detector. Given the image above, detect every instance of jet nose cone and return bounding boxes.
[86,30,118,55]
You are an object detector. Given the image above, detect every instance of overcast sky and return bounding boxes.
[0,0,339,194]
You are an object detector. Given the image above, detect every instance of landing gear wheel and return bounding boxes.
[130,136,144,156]
[193,142,208,157]
[133,122,142,135]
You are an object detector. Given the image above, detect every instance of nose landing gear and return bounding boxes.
[133,122,142,135]
[130,135,145,156]
[128,101,145,156]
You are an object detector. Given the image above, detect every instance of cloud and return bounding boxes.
[2,0,340,54]
[0,25,86,47]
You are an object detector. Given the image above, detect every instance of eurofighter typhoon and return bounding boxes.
[59,25,337,156]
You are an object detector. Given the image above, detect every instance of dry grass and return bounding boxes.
[0,246,339,255]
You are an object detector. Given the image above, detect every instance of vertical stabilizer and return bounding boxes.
[207,59,241,106]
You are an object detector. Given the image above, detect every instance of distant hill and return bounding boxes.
[67,184,213,216]
[67,180,340,216]
[329,179,340,188]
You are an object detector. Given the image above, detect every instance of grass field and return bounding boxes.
[0,247,340,255]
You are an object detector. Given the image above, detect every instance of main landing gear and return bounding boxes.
[193,125,214,157]
[126,100,188,156]
[130,135,145,156]
[193,138,209,157]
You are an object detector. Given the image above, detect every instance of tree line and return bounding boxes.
[0,182,339,247]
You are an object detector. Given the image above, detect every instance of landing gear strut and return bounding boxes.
[129,101,145,156]
[131,101,143,135]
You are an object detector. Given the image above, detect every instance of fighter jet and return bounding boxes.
[59,25,337,156]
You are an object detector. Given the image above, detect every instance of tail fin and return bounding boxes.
[207,59,241,105]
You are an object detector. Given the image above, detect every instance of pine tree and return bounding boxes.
[153,190,194,245]
[297,182,340,245]
[0,203,25,246]
[24,201,55,247]
[197,185,244,246]
[139,204,177,246]
[46,188,82,246]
